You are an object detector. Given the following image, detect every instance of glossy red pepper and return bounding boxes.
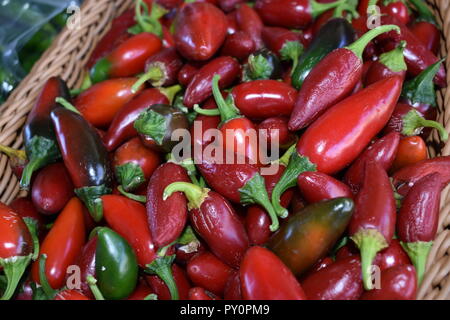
[377,15,446,88]
[344,132,400,194]
[374,239,411,272]
[174,2,228,61]
[288,25,399,131]
[75,78,144,128]
[163,182,249,268]
[240,246,307,300]
[90,32,163,83]
[299,256,334,280]
[397,172,443,285]
[360,265,417,300]
[113,137,161,192]
[220,31,256,61]
[51,108,114,221]
[126,280,154,300]
[187,251,233,296]
[226,11,239,35]
[54,290,90,300]
[235,3,263,50]
[258,117,294,148]
[408,0,440,54]
[31,198,85,290]
[254,0,344,29]
[145,264,191,300]
[392,136,428,172]
[10,197,44,227]
[301,256,363,300]
[0,203,34,300]
[31,162,74,215]
[178,63,201,87]
[349,161,396,290]
[73,236,97,299]
[297,171,352,203]
[262,27,302,57]
[183,56,240,108]
[223,271,242,300]
[190,97,221,149]
[188,287,220,300]
[381,1,410,25]
[146,163,190,248]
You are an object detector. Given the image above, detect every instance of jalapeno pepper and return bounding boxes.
[268,197,354,277]
[20,77,70,190]
[51,108,114,221]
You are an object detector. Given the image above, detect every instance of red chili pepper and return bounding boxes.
[183,56,240,108]
[86,10,135,69]
[145,264,191,300]
[254,0,345,29]
[75,78,144,128]
[344,132,400,194]
[261,27,302,57]
[374,239,411,272]
[187,251,233,296]
[127,280,155,300]
[397,172,443,285]
[288,25,399,131]
[410,22,440,55]
[90,32,163,83]
[10,197,44,227]
[240,246,307,300]
[297,171,352,203]
[178,63,201,87]
[224,271,242,300]
[73,236,97,299]
[301,256,363,300]
[393,156,450,196]
[163,182,249,268]
[364,41,407,86]
[226,11,239,35]
[360,265,417,300]
[188,287,220,300]
[190,97,221,149]
[31,162,74,215]
[381,1,410,25]
[218,0,244,12]
[146,163,190,248]
[31,198,85,290]
[174,2,228,61]
[377,15,446,88]
[258,117,294,148]
[113,137,161,193]
[235,3,264,50]
[349,161,396,290]
[220,31,256,61]
[54,290,90,300]
[392,136,428,172]
[299,256,334,280]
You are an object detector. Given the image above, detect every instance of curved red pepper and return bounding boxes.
[240,246,307,300]
[301,256,363,300]
[75,78,144,128]
[183,56,240,108]
[31,162,74,215]
[145,264,191,300]
[90,32,163,83]
[187,251,232,296]
[178,63,201,87]
[31,198,85,290]
[360,265,417,300]
[262,26,301,56]
[220,31,256,61]
[188,287,220,300]
[392,136,428,172]
[54,290,90,300]
[146,163,190,248]
[174,2,228,61]
[397,172,443,285]
[349,161,396,290]
[297,171,352,203]
[235,3,263,50]
[344,132,400,194]
[164,182,249,268]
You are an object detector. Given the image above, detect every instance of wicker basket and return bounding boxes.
[0,0,449,300]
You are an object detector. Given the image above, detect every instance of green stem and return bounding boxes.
[23,217,39,261]
[351,229,388,290]
[38,254,57,299]
[159,84,182,104]
[402,110,449,141]
[193,104,221,116]
[401,241,433,286]
[0,254,32,300]
[146,255,179,300]
[86,275,105,300]
[277,144,297,167]
[211,74,240,123]
[0,145,26,161]
[132,66,165,93]
[135,0,167,38]
[19,157,42,191]
[378,40,407,72]
[55,97,81,115]
[144,293,158,300]
[311,0,346,18]
[118,185,147,203]
[346,25,400,60]
[163,182,209,210]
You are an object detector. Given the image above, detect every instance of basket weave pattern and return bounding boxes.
[0,0,448,299]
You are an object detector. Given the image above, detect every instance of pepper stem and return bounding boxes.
[74,185,111,222]
[402,110,449,141]
[159,84,182,104]
[0,254,32,300]
[211,74,240,124]
[132,66,165,93]
[379,41,407,73]
[345,25,400,60]
[19,156,42,191]
[86,275,105,300]
[311,0,346,19]
[37,254,57,299]
[193,104,221,116]
[145,255,179,300]
[0,145,26,161]
[351,229,388,290]
[55,97,81,115]
[401,240,433,286]
[163,182,209,210]
[23,217,40,261]
[134,0,167,38]
[117,185,147,203]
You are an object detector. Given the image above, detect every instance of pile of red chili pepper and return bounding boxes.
[0,0,448,301]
